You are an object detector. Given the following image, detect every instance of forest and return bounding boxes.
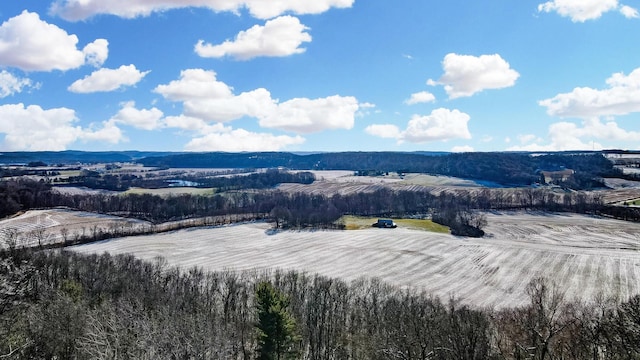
[1,247,640,359]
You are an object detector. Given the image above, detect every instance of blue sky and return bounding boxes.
[0,0,639,152]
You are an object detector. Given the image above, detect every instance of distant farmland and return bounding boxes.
[70,211,640,308]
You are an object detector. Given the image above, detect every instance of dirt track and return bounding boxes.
[70,211,640,308]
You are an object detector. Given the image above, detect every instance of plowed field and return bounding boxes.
[70,212,640,308]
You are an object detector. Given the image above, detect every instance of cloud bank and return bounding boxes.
[154,68,360,133]
[152,68,360,150]
[50,0,355,21]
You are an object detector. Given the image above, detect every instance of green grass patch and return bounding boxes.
[339,216,378,230]
[338,215,449,233]
[394,218,450,233]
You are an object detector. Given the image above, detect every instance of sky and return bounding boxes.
[0,0,639,153]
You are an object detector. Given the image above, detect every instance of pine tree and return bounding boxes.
[255,281,299,360]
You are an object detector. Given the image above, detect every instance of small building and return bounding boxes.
[374,219,397,228]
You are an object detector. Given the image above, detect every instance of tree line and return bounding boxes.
[0,178,612,231]
[1,248,639,359]
[62,169,315,192]
[0,166,60,178]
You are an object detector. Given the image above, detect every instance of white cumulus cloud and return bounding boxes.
[404,91,436,105]
[184,88,276,122]
[163,115,306,151]
[533,67,640,151]
[0,71,37,98]
[154,69,261,122]
[0,103,122,151]
[402,109,472,142]
[108,102,164,130]
[195,16,311,60]
[82,120,125,144]
[154,68,359,151]
[68,65,150,93]
[620,5,640,18]
[259,95,359,133]
[537,0,626,21]
[50,0,354,21]
[185,128,305,152]
[242,0,354,19]
[366,108,472,144]
[428,53,519,99]
[82,39,109,67]
[155,68,360,133]
[153,68,234,101]
[508,118,640,151]
[164,115,218,133]
[0,11,107,71]
[539,67,640,118]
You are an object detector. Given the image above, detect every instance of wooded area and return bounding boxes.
[1,248,640,359]
[63,169,315,192]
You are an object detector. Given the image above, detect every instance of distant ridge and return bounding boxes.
[0,150,179,165]
[0,150,619,187]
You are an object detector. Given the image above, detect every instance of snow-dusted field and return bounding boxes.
[278,172,506,196]
[0,209,150,247]
[53,186,120,196]
[70,212,640,308]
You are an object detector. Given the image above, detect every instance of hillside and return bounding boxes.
[139,151,618,187]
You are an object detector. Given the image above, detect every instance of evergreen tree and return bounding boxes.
[255,281,299,360]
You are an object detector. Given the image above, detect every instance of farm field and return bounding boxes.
[599,187,640,204]
[53,186,120,196]
[305,171,493,187]
[70,211,640,308]
[123,186,215,196]
[0,209,150,247]
[278,172,490,196]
